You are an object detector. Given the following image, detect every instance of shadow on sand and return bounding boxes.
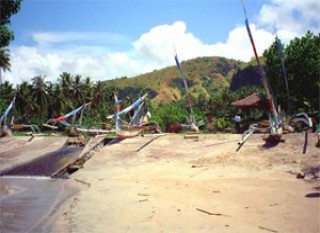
[262,135,285,149]
[262,140,281,148]
[305,192,320,198]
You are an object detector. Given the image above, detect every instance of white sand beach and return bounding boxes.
[0,136,68,172]
[48,133,320,233]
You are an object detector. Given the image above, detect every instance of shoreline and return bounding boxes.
[49,133,319,233]
[0,133,319,232]
[0,177,81,233]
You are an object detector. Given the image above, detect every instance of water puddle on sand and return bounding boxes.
[0,137,114,232]
[0,177,78,233]
[1,146,83,177]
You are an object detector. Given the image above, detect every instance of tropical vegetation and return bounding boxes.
[0,0,23,48]
[0,31,319,132]
[263,31,320,114]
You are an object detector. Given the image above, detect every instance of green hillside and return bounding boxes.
[104,56,244,105]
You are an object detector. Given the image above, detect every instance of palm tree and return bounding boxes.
[104,84,116,114]
[59,72,72,96]
[0,80,14,116]
[72,74,85,107]
[83,76,93,102]
[90,81,105,120]
[15,81,34,123]
[58,72,73,108]
[31,75,48,121]
[1,80,14,99]
[0,48,11,87]
[47,83,66,118]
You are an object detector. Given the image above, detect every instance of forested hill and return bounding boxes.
[103,56,256,104]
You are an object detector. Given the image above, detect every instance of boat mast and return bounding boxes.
[174,51,196,125]
[240,0,280,131]
[273,25,292,114]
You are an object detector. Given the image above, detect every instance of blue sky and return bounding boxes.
[4,0,320,85]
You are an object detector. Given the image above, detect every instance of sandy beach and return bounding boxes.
[0,136,80,233]
[0,136,68,172]
[0,177,80,233]
[45,133,320,233]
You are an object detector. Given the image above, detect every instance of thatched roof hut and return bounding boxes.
[231,92,268,109]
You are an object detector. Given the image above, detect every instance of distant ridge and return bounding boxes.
[103,56,264,104]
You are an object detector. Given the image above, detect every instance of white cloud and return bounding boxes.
[133,21,204,65]
[211,24,274,62]
[3,22,275,85]
[32,31,128,48]
[257,0,320,41]
[133,21,274,65]
[7,46,62,84]
[3,0,319,86]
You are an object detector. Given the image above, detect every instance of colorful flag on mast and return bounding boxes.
[240,0,277,116]
[274,25,292,113]
[53,102,91,122]
[0,97,15,123]
[174,52,196,124]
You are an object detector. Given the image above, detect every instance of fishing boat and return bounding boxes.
[0,97,15,137]
[44,102,114,135]
[238,0,313,148]
[114,93,161,138]
[171,52,205,133]
[1,97,41,138]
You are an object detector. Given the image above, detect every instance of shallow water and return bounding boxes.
[0,177,78,233]
[1,146,83,177]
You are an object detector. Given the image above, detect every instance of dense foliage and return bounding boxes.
[263,31,320,114]
[1,32,318,132]
[104,56,241,104]
[0,72,263,132]
[0,0,23,48]
[0,74,117,126]
[1,0,23,99]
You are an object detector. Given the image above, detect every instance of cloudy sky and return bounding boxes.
[4,0,320,85]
